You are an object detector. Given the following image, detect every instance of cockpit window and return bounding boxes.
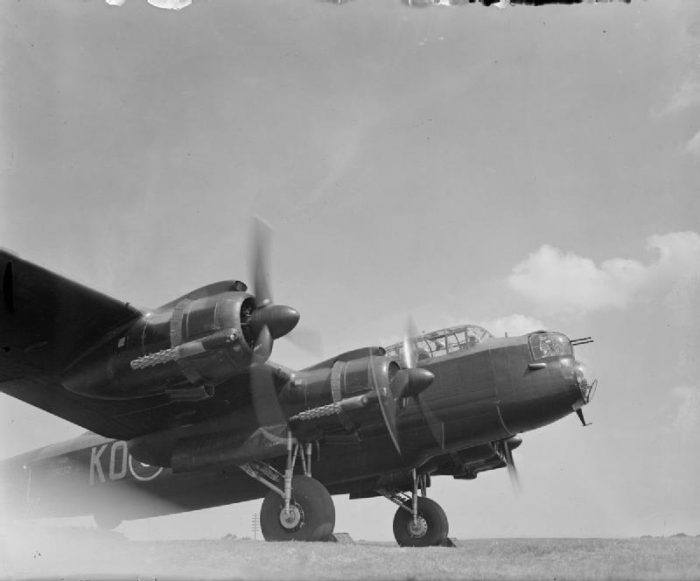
[384,324,493,363]
[529,332,572,360]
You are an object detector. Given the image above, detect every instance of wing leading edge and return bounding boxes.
[0,251,150,438]
[0,250,142,381]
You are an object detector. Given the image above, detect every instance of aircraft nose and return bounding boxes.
[574,360,597,405]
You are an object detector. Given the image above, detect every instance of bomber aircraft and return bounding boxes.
[0,224,596,546]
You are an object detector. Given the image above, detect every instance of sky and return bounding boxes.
[1,0,699,542]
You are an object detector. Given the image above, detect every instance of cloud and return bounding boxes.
[659,2,700,156]
[508,232,700,316]
[684,130,700,158]
[663,77,700,157]
[148,0,192,9]
[664,77,700,115]
[104,0,193,8]
[478,314,546,338]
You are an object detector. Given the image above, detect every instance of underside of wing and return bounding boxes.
[0,375,255,442]
[0,250,142,381]
[0,251,152,438]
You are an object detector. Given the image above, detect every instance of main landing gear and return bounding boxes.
[240,434,448,546]
[380,469,449,547]
[240,433,335,542]
[260,474,335,542]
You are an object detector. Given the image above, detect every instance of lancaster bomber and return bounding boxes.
[0,224,596,546]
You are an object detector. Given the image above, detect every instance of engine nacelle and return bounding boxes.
[159,291,258,389]
[63,284,260,400]
[282,349,399,436]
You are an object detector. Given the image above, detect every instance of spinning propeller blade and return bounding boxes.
[248,218,300,363]
[248,217,322,359]
[501,439,521,493]
[246,218,297,429]
[373,318,444,455]
[285,327,324,358]
[401,316,419,369]
[378,373,401,455]
[400,317,444,449]
[251,218,273,308]
[246,218,322,431]
[249,363,289,430]
[366,347,401,454]
[416,396,445,449]
[252,325,273,362]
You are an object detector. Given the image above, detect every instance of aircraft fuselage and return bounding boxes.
[1,332,593,526]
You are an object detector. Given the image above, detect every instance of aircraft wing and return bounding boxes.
[0,250,142,380]
[0,250,151,437]
[0,251,276,441]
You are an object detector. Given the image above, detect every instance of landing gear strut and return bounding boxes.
[240,432,334,542]
[381,469,449,547]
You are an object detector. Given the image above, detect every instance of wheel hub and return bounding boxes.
[408,516,428,538]
[279,505,303,530]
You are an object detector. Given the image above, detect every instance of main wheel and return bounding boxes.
[260,475,335,542]
[393,496,448,547]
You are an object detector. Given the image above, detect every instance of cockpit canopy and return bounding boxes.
[384,324,494,363]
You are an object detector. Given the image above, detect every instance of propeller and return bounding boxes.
[247,217,323,360]
[497,436,522,493]
[402,318,419,369]
[249,362,291,432]
[502,441,521,492]
[246,218,323,433]
[284,327,323,357]
[400,317,444,449]
[372,318,443,455]
[247,218,300,363]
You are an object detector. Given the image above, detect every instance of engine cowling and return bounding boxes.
[281,350,400,437]
[158,291,259,389]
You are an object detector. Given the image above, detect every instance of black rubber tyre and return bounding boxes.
[393,496,448,547]
[260,475,335,542]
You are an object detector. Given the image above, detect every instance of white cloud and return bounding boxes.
[104,0,192,8]
[148,0,192,9]
[664,77,700,115]
[508,232,700,316]
[478,314,546,338]
[660,65,700,157]
[684,130,700,158]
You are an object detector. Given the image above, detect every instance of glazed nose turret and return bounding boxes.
[574,360,597,406]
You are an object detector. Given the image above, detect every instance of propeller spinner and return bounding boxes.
[247,218,300,362]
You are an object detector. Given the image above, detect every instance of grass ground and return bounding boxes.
[2,527,700,581]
